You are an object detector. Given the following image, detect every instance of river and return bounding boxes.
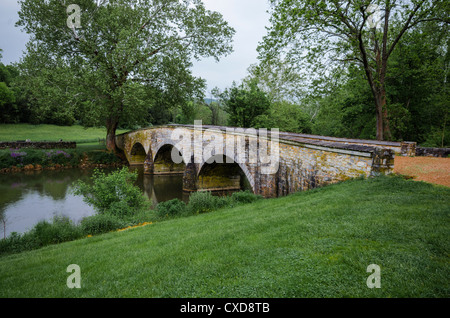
[0,166,188,238]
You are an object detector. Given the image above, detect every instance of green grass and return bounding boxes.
[0,175,448,298]
[0,124,129,144]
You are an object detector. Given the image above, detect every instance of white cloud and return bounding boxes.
[0,0,29,64]
[192,0,270,93]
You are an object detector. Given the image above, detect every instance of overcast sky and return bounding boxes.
[0,0,270,94]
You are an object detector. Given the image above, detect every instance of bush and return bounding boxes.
[0,232,39,256]
[73,167,149,217]
[31,216,83,246]
[231,190,262,204]
[86,151,121,164]
[187,191,230,215]
[20,149,46,166]
[80,214,126,236]
[0,151,16,168]
[156,199,187,218]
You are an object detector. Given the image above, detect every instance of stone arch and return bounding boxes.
[197,154,256,194]
[152,143,186,175]
[129,142,147,165]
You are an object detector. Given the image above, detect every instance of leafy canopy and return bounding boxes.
[16,0,235,147]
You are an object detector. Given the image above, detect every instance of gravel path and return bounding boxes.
[394,156,450,187]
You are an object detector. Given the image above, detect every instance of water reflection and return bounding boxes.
[0,167,185,238]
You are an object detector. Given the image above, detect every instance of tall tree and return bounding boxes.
[219,80,271,128]
[259,0,449,140]
[17,0,235,151]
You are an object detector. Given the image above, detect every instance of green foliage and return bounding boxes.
[230,190,262,204]
[220,79,271,128]
[31,216,83,246]
[73,167,149,217]
[259,0,448,141]
[16,0,235,148]
[311,66,376,139]
[80,214,126,236]
[13,51,77,126]
[254,100,312,133]
[307,21,449,145]
[0,216,82,256]
[186,191,231,215]
[86,150,121,164]
[0,231,38,256]
[156,198,187,218]
[0,151,16,169]
[154,190,263,219]
[385,22,449,145]
[0,81,17,123]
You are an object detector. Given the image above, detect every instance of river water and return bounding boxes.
[0,166,187,238]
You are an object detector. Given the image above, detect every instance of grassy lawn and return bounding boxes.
[0,175,448,298]
[0,124,130,144]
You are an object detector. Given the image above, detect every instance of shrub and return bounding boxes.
[73,167,149,217]
[231,190,262,204]
[86,151,121,164]
[0,232,39,256]
[80,214,126,236]
[31,216,83,246]
[187,191,230,215]
[0,151,16,169]
[156,198,187,218]
[21,149,46,166]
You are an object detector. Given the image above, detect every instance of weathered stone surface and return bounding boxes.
[415,147,450,157]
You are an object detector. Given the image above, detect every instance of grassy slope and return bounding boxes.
[0,176,448,298]
[0,124,129,143]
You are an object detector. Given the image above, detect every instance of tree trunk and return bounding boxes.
[106,118,118,153]
[375,94,384,141]
[380,86,392,140]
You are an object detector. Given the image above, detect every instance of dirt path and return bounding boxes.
[394,156,450,187]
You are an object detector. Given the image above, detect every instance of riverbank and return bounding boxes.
[0,175,448,298]
[0,147,126,174]
[0,123,131,173]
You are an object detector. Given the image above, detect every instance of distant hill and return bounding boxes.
[204,98,218,105]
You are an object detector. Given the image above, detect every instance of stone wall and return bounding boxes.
[0,141,76,149]
[415,147,450,157]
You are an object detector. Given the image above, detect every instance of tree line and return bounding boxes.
[0,0,448,149]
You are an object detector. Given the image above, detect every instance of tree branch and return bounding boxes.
[386,0,425,59]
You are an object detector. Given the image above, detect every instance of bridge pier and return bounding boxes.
[143,157,154,175]
[183,157,198,192]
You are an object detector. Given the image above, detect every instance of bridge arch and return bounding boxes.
[129,142,147,165]
[197,154,255,194]
[152,143,186,174]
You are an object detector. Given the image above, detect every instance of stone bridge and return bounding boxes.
[116,124,412,198]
